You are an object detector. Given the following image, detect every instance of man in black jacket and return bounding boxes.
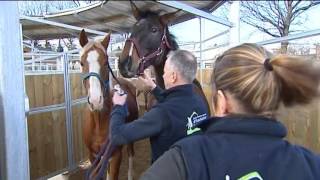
[110,50,209,163]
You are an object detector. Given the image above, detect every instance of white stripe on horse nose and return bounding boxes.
[129,42,134,57]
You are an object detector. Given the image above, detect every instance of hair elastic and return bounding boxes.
[264,58,273,71]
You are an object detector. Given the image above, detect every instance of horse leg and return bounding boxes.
[108,148,122,180]
[127,143,135,180]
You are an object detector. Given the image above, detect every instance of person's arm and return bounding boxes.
[138,72,166,102]
[150,86,165,102]
[110,104,165,146]
[140,147,187,180]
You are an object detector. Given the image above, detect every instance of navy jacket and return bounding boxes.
[141,116,320,180]
[110,84,209,163]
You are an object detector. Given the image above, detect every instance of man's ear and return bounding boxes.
[214,90,228,117]
[171,71,177,83]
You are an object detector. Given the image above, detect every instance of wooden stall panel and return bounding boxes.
[72,103,88,163]
[25,74,65,108]
[27,110,67,179]
[277,100,320,154]
[70,73,86,100]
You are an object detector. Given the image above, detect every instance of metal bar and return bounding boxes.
[24,55,62,64]
[72,97,87,106]
[27,97,86,115]
[0,2,30,180]
[24,52,62,56]
[20,15,108,36]
[193,42,230,53]
[179,30,230,46]
[199,17,203,84]
[157,1,233,27]
[62,53,76,171]
[200,30,230,44]
[28,103,66,115]
[36,167,69,180]
[257,29,320,45]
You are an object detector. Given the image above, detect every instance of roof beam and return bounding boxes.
[20,15,108,36]
[257,29,320,45]
[157,1,233,27]
[23,14,127,32]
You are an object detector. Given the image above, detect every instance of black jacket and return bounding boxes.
[141,116,320,180]
[110,84,209,163]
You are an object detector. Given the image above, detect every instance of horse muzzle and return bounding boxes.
[87,94,104,111]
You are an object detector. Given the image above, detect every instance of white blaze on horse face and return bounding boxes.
[87,50,103,110]
[129,42,134,57]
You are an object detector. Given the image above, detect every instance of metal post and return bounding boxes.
[31,40,35,71]
[229,1,240,47]
[199,17,203,85]
[62,53,76,170]
[0,2,30,180]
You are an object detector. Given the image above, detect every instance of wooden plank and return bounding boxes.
[25,76,36,108]
[72,104,88,163]
[33,75,45,107]
[52,74,65,105]
[28,110,68,179]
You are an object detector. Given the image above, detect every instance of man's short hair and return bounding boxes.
[167,50,197,83]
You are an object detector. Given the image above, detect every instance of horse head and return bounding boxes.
[118,2,179,78]
[79,29,111,111]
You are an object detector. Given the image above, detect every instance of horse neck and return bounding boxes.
[154,53,166,89]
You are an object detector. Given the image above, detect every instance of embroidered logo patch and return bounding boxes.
[186,111,207,135]
[225,171,263,180]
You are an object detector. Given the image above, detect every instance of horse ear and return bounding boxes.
[101,32,111,49]
[160,10,181,25]
[130,1,141,21]
[79,29,88,47]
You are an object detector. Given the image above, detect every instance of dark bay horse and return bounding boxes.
[79,29,138,180]
[118,3,210,113]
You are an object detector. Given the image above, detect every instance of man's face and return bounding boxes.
[163,59,175,89]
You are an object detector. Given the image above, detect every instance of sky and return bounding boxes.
[22,1,320,59]
[170,2,320,43]
[168,2,320,59]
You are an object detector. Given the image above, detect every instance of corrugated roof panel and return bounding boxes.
[21,1,224,40]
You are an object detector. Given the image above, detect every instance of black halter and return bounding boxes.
[81,72,109,95]
[125,27,172,75]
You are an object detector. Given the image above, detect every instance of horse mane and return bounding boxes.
[166,26,179,50]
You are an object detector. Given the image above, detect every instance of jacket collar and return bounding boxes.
[203,115,287,138]
[163,84,194,98]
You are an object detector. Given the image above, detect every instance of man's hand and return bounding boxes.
[112,92,127,106]
[138,70,156,91]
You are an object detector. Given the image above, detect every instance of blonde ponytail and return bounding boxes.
[271,55,320,106]
[212,43,320,115]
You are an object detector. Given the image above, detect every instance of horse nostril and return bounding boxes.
[99,96,102,103]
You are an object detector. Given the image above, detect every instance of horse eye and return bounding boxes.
[80,62,84,66]
[151,27,158,33]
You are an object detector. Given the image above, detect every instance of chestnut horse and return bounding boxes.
[79,29,138,180]
[118,3,210,113]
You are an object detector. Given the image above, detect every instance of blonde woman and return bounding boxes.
[140,43,320,180]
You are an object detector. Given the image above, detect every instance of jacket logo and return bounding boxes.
[186,111,207,135]
[225,171,263,180]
